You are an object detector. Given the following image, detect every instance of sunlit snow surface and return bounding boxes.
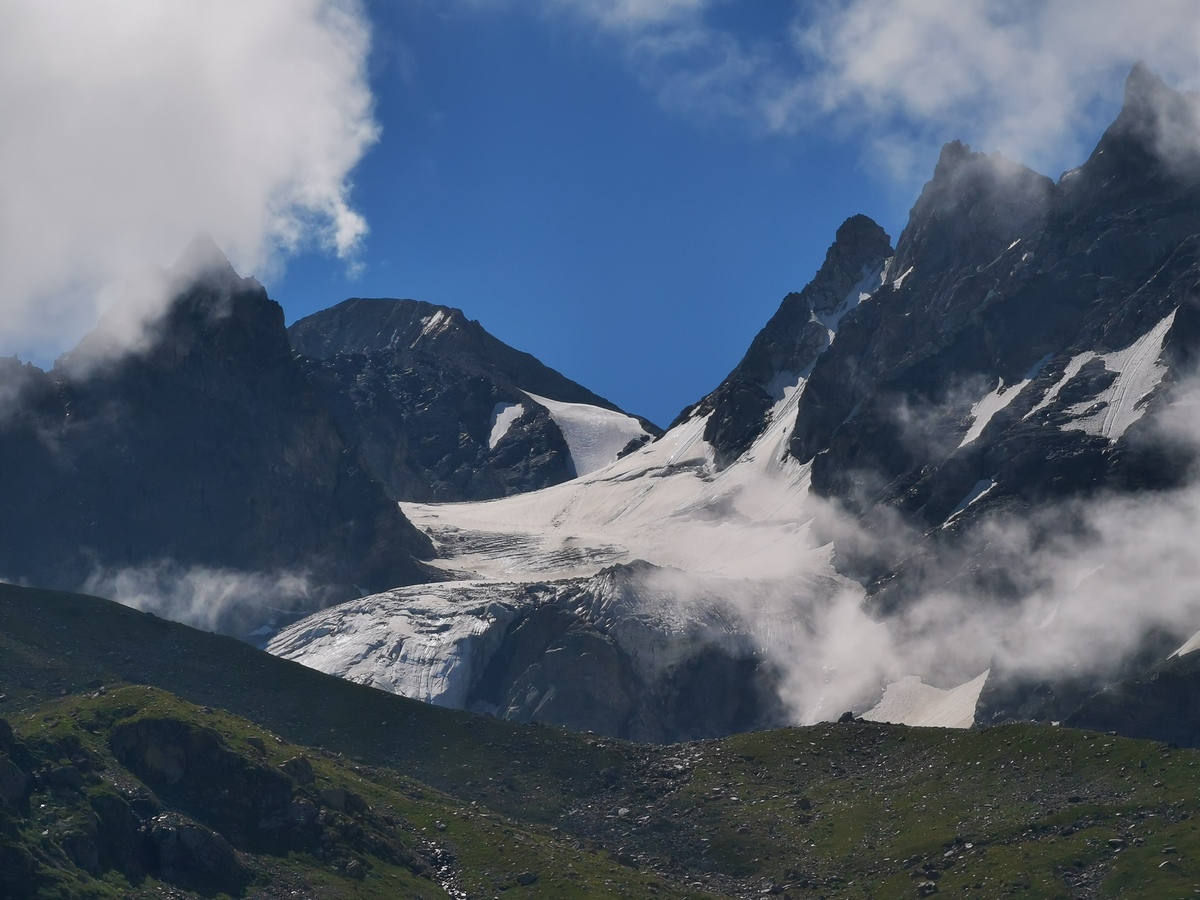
[1024,310,1176,439]
[958,354,1052,450]
[861,670,989,729]
[523,391,651,476]
[1170,629,1200,659]
[487,402,524,449]
[406,377,826,583]
[941,478,998,530]
[1063,310,1177,439]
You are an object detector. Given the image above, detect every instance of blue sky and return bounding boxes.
[5,1,1195,427]
[271,3,908,427]
[268,0,1170,427]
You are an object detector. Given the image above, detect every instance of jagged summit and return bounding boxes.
[168,232,245,288]
[1119,60,1193,132]
[290,297,657,502]
[1066,62,1200,202]
[890,141,1054,280]
[680,214,892,464]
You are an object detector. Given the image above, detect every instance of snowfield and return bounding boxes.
[487,402,525,449]
[268,269,1012,731]
[1063,310,1177,440]
[523,391,651,476]
[407,376,825,583]
[862,671,989,729]
[1023,311,1176,440]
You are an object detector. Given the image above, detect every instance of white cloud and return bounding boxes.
[798,0,1200,177]
[0,0,377,360]
[546,0,709,29]
[85,561,315,638]
[540,0,1200,180]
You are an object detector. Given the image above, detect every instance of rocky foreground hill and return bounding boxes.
[5,581,1200,899]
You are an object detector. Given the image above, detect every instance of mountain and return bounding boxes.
[269,65,1200,746]
[0,238,434,632]
[290,298,658,502]
[678,213,893,467]
[791,63,1200,597]
[265,210,904,739]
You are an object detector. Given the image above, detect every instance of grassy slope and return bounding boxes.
[3,582,1200,898]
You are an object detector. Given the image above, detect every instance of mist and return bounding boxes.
[759,374,1200,726]
[84,561,316,640]
[0,0,377,363]
[539,0,1200,183]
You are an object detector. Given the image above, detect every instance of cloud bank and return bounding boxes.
[763,373,1200,725]
[85,561,316,639]
[544,0,1200,179]
[0,0,377,360]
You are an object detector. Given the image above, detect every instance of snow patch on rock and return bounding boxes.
[1064,310,1177,440]
[1170,628,1200,659]
[861,670,989,729]
[959,377,1033,449]
[524,391,651,477]
[488,402,525,449]
[943,478,998,528]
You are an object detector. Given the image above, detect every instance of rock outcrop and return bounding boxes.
[0,239,434,626]
[679,214,893,466]
[290,298,658,501]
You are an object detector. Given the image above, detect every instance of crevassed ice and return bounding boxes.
[267,584,528,708]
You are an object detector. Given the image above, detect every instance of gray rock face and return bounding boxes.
[1065,649,1200,746]
[777,65,1200,601]
[471,564,789,742]
[736,66,1200,736]
[679,214,892,466]
[290,298,659,501]
[0,240,434,626]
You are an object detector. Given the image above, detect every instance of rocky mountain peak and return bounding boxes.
[891,142,1053,280]
[1124,60,1169,110]
[809,214,893,316]
[146,247,290,377]
[677,214,892,465]
[1067,63,1200,203]
[168,232,245,291]
[1115,60,1199,140]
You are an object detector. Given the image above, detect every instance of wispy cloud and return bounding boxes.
[85,561,316,638]
[540,1,1200,179]
[0,0,377,360]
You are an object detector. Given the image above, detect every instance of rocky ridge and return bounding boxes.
[0,238,434,628]
[290,298,657,501]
